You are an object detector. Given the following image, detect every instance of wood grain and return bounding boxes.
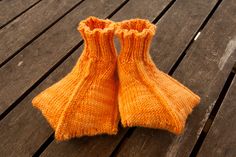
[0,0,174,156]
[0,0,40,28]
[0,0,125,156]
[198,77,236,157]
[0,0,125,116]
[111,0,170,21]
[1,0,235,156]
[150,0,218,72]
[41,0,174,156]
[0,0,84,65]
[42,128,128,157]
[116,0,236,156]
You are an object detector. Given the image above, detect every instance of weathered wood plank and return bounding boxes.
[40,0,174,156]
[0,0,126,156]
[0,0,40,28]
[0,0,174,156]
[0,0,126,116]
[150,0,218,72]
[116,0,236,156]
[0,0,172,117]
[42,129,128,157]
[111,0,169,21]
[0,0,84,66]
[198,77,236,157]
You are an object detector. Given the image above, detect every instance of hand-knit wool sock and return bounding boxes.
[32,17,119,140]
[116,19,200,134]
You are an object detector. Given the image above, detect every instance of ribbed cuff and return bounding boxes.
[78,16,116,61]
[115,19,156,62]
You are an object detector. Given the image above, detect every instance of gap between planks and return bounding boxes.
[0,0,85,68]
[110,0,224,156]
[0,0,129,120]
[1,0,131,156]
[33,0,225,155]
[31,1,130,156]
[169,0,223,75]
[0,0,42,29]
[0,0,87,120]
[0,0,224,155]
[32,0,174,155]
[190,68,235,157]
[110,1,178,156]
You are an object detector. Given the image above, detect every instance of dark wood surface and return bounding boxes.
[0,0,84,66]
[0,0,125,116]
[0,0,125,156]
[111,0,171,21]
[115,0,236,156]
[198,78,236,157]
[0,0,235,156]
[0,0,40,28]
[41,0,174,156]
[0,0,171,156]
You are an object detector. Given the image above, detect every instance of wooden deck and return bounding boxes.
[0,0,236,156]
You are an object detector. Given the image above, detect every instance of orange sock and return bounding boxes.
[116,19,200,134]
[32,17,119,140]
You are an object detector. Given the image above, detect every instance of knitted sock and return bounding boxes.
[116,19,200,134]
[32,17,119,140]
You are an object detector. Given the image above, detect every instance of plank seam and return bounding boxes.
[33,133,54,157]
[190,68,235,157]
[109,1,180,156]
[109,128,135,157]
[0,0,130,121]
[0,0,85,68]
[110,0,226,156]
[0,0,42,29]
[196,0,223,33]
[31,0,234,156]
[107,0,130,19]
[169,0,223,75]
[233,62,236,73]
[28,1,130,155]
[152,0,176,24]
[0,0,88,120]
[0,40,83,121]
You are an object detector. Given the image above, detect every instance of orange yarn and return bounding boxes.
[116,19,200,134]
[33,17,201,139]
[32,17,119,140]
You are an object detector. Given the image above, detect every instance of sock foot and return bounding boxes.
[32,17,119,140]
[116,19,200,134]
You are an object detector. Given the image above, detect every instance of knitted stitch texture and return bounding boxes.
[32,17,119,140]
[116,19,200,134]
